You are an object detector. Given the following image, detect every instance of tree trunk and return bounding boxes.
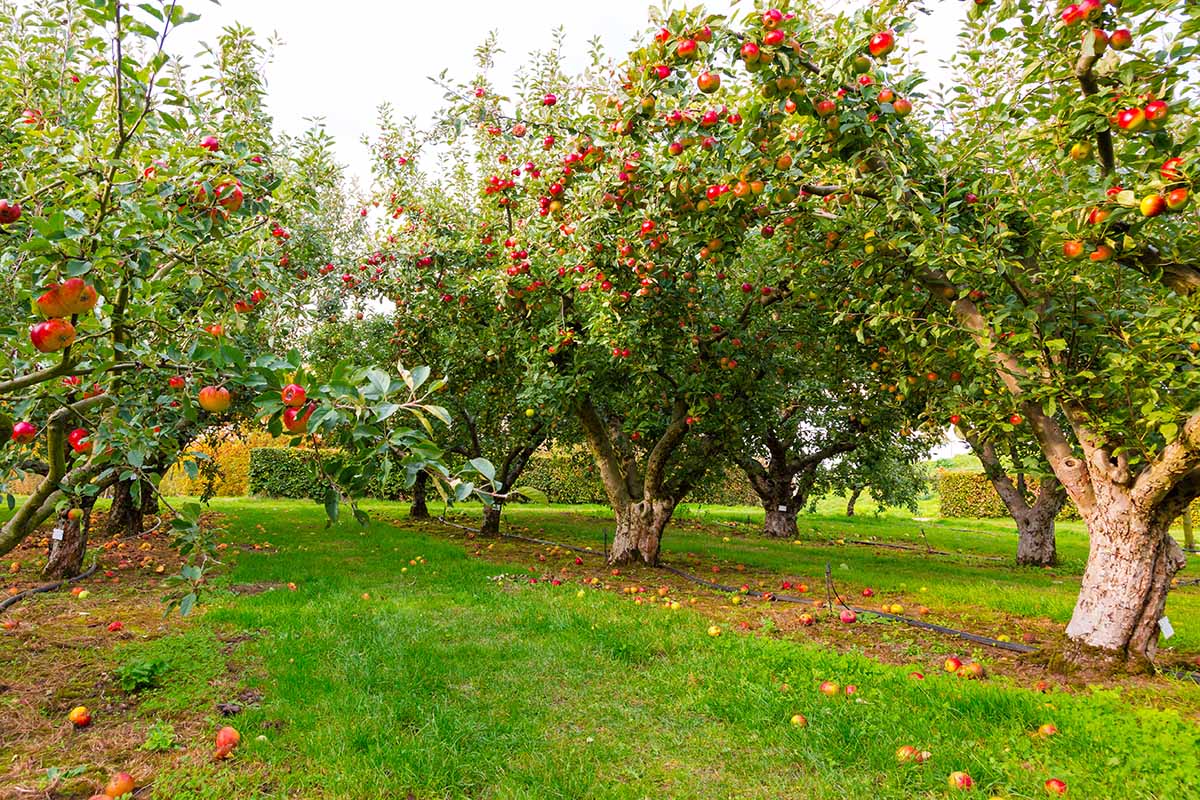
[104,479,148,538]
[480,502,502,537]
[1184,508,1195,551]
[1015,512,1059,567]
[44,495,96,580]
[409,471,430,520]
[846,486,863,517]
[609,498,675,565]
[1066,504,1186,667]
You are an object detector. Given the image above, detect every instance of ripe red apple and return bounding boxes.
[697,71,720,93]
[740,41,760,62]
[1090,244,1113,262]
[1166,187,1189,211]
[11,421,36,444]
[814,98,837,117]
[839,609,857,624]
[30,318,76,352]
[1140,194,1166,217]
[1144,99,1169,126]
[1078,0,1101,18]
[909,671,925,680]
[215,180,243,212]
[68,705,91,727]
[0,198,22,224]
[844,684,857,695]
[198,385,231,413]
[1037,722,1058,737]
[1109,28,1132,49]
[542,93,557,106]
[818,680,840,696]
[892,97,912,116]
[36,278,98,318]
[861,588,874,597]
[216,725,241,750]
[104,772,135,797]
[947,771,974,790]
[868,30,896,57]
[944,655,962,673]
[200,135,220,152]
[1116,107,1146,132]
[107,621,123,632]
[168,375,186,389]
[282,403,314,434]
[896,745,918,763]
[1009,413,1023,425]
[1161,156,1186,182]
[1062,240,1084,259]
[1044,778,1067,796]
[948,414,962,426]
[1060,4,1084,24]
[281,383,307,407]
[1085,28,1108,54]
[798,612,815,626]
[790,712,807,727]
[676,38,698,59]
[877,88,896,104]
[67,428,91,454]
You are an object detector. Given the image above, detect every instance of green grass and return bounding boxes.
[98,498,1199,799]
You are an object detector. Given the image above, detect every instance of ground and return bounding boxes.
[1,497,1198,799]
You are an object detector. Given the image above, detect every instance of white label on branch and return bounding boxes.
[52,527,64,541]
[1159,617,1175,639]
[778,505,788,512]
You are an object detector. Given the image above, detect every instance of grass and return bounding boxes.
[3,497,1199,798]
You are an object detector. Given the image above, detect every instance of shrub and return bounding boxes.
[248,447,410,500]
[114,658,169,693]
[160,428,291,497]
[937,470,1080,520]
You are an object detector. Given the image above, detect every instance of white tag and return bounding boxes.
[1159,617,1175,639]
[52,527,64,541]
[777,505,788,512]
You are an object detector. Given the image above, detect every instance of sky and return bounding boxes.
[173,0,967,184]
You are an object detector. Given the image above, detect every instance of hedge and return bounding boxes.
[247,447,410,500]
[937,470,1081,520]
[160,428,292,497]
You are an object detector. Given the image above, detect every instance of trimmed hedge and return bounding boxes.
[937,470,1080,520]
[247,447,410,500]
[160,429,289,497]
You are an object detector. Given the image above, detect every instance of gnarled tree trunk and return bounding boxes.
[480,502,502,537]
[44,494,96,580]
[610,498,674,564]
[409,471,430,520]
[969,437,1066,567]
[846,486,863,517]
[104,478,151,538]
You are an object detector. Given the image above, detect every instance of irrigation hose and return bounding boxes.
[0,557,99,612]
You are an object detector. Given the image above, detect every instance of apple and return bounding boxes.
[818,680,840,696]
[107,621,123,632]
[168,376,186,389]
[1060,4,1084,24]
[1062,240,1084,259]
[542,93,557,106]
[282,403,314,434]
[790,713,807,727]
[1045,778,1067,796]
[889,603,904,614]
[68,705,92,727]
[877,88,896,104]
[676,38,698,59]
[67,428,91,454]
[1116,107,1146,132]
[198,385,231,413]
[215,180,243,212]
[949,414,962,426]
[281,383,307,407]
[216,725,241,751]
[947,771,974,790]
[868,30,895,57]
[814,98,837,117]
[861,588,874,597]
[1078,0,1101,18]
[896,745,918,763]
[1144,99,1169,126]
[200,135,220,152]
[1037,723,1058,737]
[1090,244,1113,262]
[1068,141,1092,161]
[697,71,720,93]
[1140,194,1166,217]
[1085,28,1108,54]
[798,612,815,626]
[844,684,857,695]
[707,624,721,637]
[740,41,760,62]
[892,97,912,116]
[11,421,36,444]
[104,772,135,797]
[67,508,83,521]
[944,655,962,672]
[839,609,857,624]
[30,318,77,352]
[1166,188,1188,212]
[960,662,985,679]
[1110,28,1132,49]
[1009,414,1023,425]
[909,671,925,680]
[0,198,22,224]
[36,279,98,317]
[1162,156,1186,182]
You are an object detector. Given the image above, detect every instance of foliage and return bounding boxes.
[139,721,178,753]
[114,658,169,693]
[248,446,408,501]
[159,428,290,497]
[938,470,1080,521]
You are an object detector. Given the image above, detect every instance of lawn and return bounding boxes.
[2,498,1198,799]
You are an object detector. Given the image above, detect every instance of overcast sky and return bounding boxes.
[174,0,966,184]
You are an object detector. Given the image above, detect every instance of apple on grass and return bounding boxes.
[818,680,839,696]
[68,705,91,727]
[947,771,974,790]
[790,713,807,727]
[944,655,962,673]
[1045,778,1067,796]
[104,771,135,797]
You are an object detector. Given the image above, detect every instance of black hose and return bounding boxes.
[0,557,99,613]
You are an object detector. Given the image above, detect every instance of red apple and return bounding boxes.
[1037,722,1058,737]
[944,655,962,673]
[868,30,895,57]
[168,375,186,389]
[104,772,135,797]
[1116,107,1146,132]
[0,198,22,224]
[896,745,918,763]
[216,725,241,750]
[215,180,243,212]
[892,97,912,116]
[676,38,698,59]
[818,680,840,696]
[1140,194,1166,217]
[282,403,314,434]
[814,99,837,117]
[798,612,815,626]
[67,428,91,454]
[1044,778,1067,796]
[542,93,557,106]
[1166,187,1189,211]
[839,609,857,624]
[200,135,220,152]
[696,71,720,93]
[861,588,874,597]
[1144,99,1169,126]
[198,385,231,413]
[1162,156,1186,182]
[1009,413,1023,425]
[1109,28,1132,50]
[67,705,91,727]
[1060,4,1084,25]
[947,771,974,790]
[1062,240,1084,259]
[11,421,36,443]
[281,383,307,407]
[30,318,76,352]
[1084,28,1107,54]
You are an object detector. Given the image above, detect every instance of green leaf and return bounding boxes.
[470,458,496,482]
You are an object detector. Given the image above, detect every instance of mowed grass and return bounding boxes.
[442,497,1200,653]
[100,498,1198,799]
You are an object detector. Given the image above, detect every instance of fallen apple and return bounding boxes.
[104,772,135,797]
[790,713,807,727]
[68,705,91,727]
[818,680,839,696]
[947,771,974,790]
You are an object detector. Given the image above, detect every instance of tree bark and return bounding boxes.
[610,497,674,564]
[480,502,502,537]
[846,486,863,517]
[1184,508,1195,551]
[1065,503,1185,667]
[969,437,1066,567]
[104,479,148,538]
[764,506,799,538]
[409,471,430,520]
[44,495,96,580]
